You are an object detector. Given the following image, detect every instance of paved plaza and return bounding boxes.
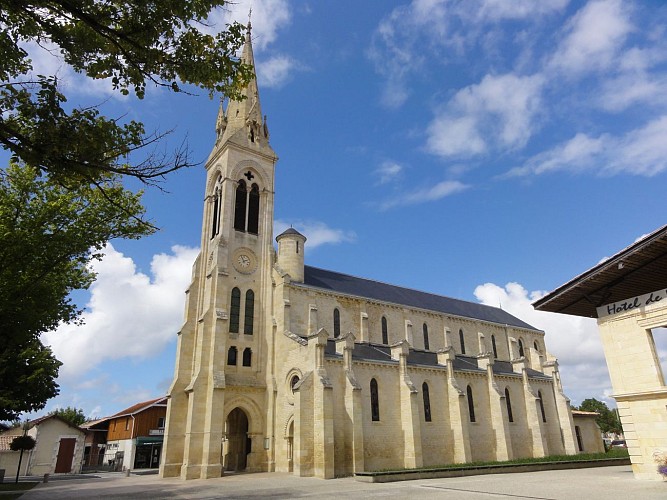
[14,465,667,499]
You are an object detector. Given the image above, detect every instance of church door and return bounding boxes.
[225,408,250,471]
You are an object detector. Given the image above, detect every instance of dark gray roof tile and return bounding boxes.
[302,266,538,330]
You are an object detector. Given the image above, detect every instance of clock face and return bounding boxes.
[232,249,257,274]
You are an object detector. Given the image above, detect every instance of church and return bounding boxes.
[160,25,588,480]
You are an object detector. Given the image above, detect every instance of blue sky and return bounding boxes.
[15,0,667,419]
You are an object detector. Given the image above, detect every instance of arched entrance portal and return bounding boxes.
[224,408,250,471]
[287,420,294,473]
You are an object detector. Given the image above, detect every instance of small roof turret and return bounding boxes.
[276,227,307,242]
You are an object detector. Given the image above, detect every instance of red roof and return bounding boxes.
[109,396,167,419]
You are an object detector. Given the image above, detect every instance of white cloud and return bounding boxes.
[274,220,356,249]
[378,180,469,210]
[257,55,296,88]
[549,0,633,75]
[426,73,544,158]
[42,244,199,380]
[368,0,566,108]
[506,115,667,178]
[374,161,403,185]
[209,0,291,51]
[474,281,613,406]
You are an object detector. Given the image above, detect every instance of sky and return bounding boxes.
[11,0,667,420]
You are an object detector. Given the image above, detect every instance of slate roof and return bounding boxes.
[302,266,538,330]
[325,340,549,378]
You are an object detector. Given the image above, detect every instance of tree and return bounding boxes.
[1,0,253,185]
[0,336,61,421]
[576,398,623,435]
[0,0,251,419]
[10,432,35,483]
[51,406,86,427]
[0,162,152,418]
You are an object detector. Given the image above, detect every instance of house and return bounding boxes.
[534,223,667,479]
[103,397,167,471]
[0,415,85,476]
[571,410,604,454]
[160,24,596,480]
[80,418,110,469]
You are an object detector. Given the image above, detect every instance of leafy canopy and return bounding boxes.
[51,406,87,427]
[1,0,252,184]
[0,0,250,419]
[576,398,623,435]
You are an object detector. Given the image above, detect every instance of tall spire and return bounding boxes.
[215,21,270,149]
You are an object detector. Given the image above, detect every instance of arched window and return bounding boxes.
[466,385,475,422]
[210,176,222,240]
[333,308,340,338]
[505,388,514,422]
[244,290,254,335]
[230,287,241,333]
[459,329,466,355]
[422,382,432,422]
[247,183,260,234]
[234,180,247,231]
[242,348,252,367]
[227,346,237,365]
[575,426,583,451]
[370,378,380,421]
[518,339,525,358]
[492,335,498,359]
[290,375,300,393]
[381,316,388,345]
[538,390,547,422]
[423,323,430,350]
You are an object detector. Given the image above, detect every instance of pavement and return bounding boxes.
[14,465,667,499]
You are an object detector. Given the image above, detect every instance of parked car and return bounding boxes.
[610,439,627,449]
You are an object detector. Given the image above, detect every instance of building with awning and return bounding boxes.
[534,224,667,480]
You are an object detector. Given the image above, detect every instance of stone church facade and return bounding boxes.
[160,26,581,480]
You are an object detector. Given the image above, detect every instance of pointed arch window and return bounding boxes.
[492,335,498,359]
[505,388,514,422]
[423,323,430,351]
[381,316,388,345]
[370,378,380,421]
[242,348,252,367]
[422,382,432,422]
[234,178,260,234]
[234,180,247,231]
[247,184,260,234]
[230,287,241,333]
[210,179,222,239]
[333,308,340,338]
[459,329,466,355]
[244,290,254,334]
[227,346,237,365]
[538,390,547,422]
[466,385,475,422]
[518,339,525,358]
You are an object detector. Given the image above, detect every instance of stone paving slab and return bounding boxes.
[17,465,667,499]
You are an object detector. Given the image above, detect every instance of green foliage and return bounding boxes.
[0,337,62,421]
[0,163,153,344]
[51,406,86,427]
[9,434,36,452]
[0,0,249,421]
[0,163,153,419]
[1,0,252,184]
[576,398,623,435]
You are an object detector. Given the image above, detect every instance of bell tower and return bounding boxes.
[160,22,278,480]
